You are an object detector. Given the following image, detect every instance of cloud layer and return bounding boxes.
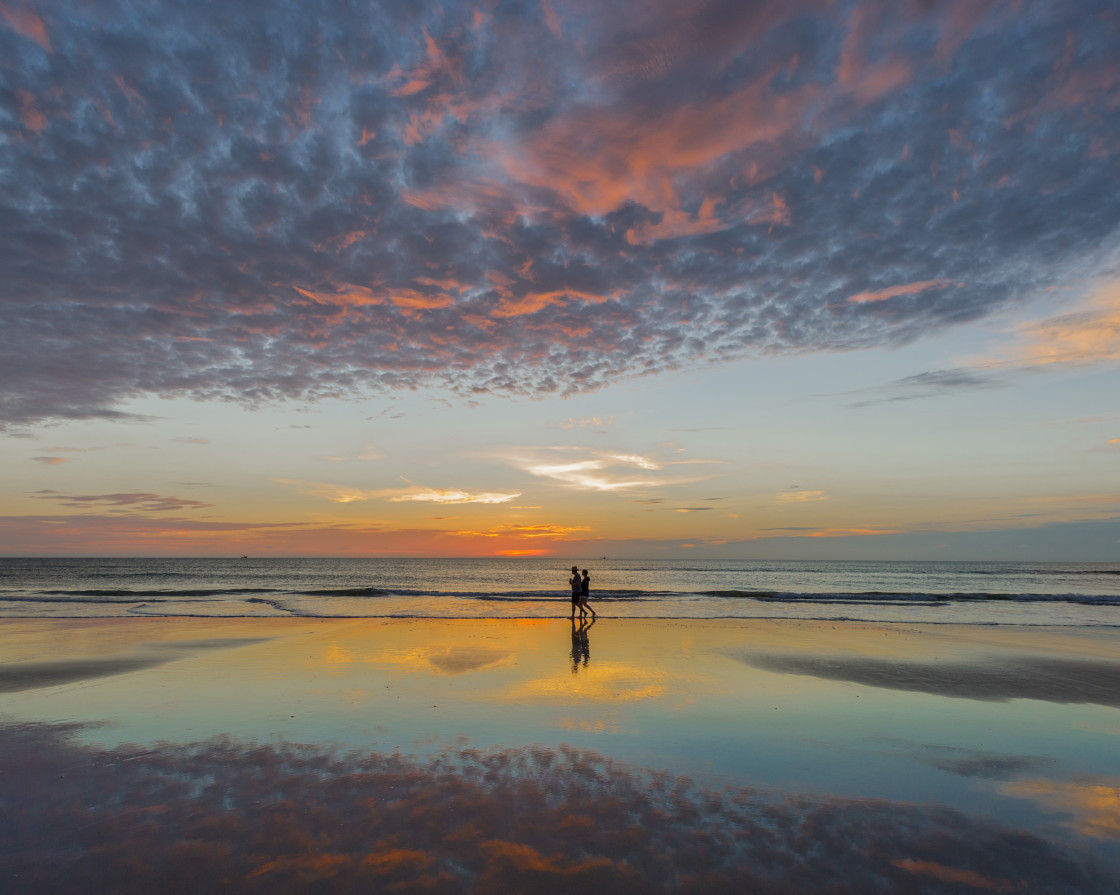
[2,0,1120,424]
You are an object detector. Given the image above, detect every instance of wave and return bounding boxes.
[39,587,280,598]
[295,587,393,597]
[6,591,1120,604]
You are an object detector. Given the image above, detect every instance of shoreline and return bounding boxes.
[2,614,1119,688]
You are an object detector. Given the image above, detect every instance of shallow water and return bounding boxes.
[2,557,1119,625]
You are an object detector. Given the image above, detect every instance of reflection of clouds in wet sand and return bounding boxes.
[0,638,270,693]
[1004,778,1120,841]
[556,716,621,735]
[371,645,516,676]
[502,662,667,704]
[733,653,1120,707]
[884,741,1057,781]
[2,722,1115,895]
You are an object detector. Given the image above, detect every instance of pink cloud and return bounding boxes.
[15,88,47,135]
[847,279,961,304]
[0,0,50,51]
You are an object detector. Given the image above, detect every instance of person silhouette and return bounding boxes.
[568,565,582,619]
[579,569,597,619]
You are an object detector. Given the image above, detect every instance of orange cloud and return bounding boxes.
[389,488,522,505]
[273,478,521,505]
[491,288,612,318]
[776,490,827,502]
[490,74,812,221]
[447,522,589,540]
[480,840,612,876]
[807,527,899,538]
[388,288,456,310]
[1009,280,1120,367]
[293,284,383,308]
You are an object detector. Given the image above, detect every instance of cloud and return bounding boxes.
[859,278,1120,409]
[446,522,589,540]
[776,490,827,502]
[509,447,720,494]
[32,456,67,465]
[3,1,1120,425]
[0,0,50,51]
[997,278,1120,368]
[846,279,962,304]
[845,368,1006,407]
[271,478,380,503]
[31,491,213,512]
[388,488,522,505]
[273,477,520,505]
[553,416,615,430]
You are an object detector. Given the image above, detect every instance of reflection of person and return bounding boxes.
[569,565,582,620]
[580,569,597,619]
[570,616,594,671]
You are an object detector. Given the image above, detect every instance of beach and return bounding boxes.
[2,616,1118,892]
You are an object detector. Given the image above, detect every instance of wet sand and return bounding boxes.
[1,617,1118,892]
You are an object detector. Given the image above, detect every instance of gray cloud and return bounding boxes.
[32,491,213,512]
[845,367,1008,407]
[2,0,1119,425]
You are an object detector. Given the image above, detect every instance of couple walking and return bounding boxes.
[569,566,597,619]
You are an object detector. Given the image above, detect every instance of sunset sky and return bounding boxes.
[2,0,1118,558]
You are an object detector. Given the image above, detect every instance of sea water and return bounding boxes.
[1,557,1118,625]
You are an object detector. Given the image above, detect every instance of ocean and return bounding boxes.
[1,557,1119,626]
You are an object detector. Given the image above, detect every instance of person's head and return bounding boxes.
[581,569,588,577]
[571,566,578,573]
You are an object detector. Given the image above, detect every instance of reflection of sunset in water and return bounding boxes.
[556,716,622,735]
[372,645,518,676]
[1004,778,1120,840]
[503,662,668,705]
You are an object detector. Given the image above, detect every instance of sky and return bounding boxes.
[1,0,1119,559]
